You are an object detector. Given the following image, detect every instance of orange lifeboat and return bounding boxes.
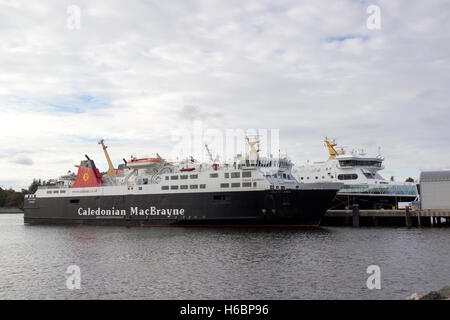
[127,157,162,169]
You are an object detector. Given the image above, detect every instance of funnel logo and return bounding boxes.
[83,173,90,182]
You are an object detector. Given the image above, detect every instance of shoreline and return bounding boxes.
[0,207,24,214]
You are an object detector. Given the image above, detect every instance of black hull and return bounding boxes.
[24,189,338,227]
[331,194,417,210]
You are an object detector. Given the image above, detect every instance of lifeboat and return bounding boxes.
[127,157,162,169]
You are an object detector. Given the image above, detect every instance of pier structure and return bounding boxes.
[323,208,450,227]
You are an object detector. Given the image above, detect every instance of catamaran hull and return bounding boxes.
[24,189,339,227]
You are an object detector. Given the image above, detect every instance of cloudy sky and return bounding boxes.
[1,0,449,190]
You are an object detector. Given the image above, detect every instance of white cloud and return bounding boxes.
[0,0,449,189]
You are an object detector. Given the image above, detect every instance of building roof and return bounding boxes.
[420,170,450,182]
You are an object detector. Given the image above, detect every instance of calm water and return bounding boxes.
[0,214,448,300]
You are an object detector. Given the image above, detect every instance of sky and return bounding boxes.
[1,0,449,190]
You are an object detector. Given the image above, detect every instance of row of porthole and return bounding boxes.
[299,174,358,181]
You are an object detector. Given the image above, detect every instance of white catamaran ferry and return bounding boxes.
[293,138,418,209]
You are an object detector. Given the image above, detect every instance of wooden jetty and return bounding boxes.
[323,206,450,227]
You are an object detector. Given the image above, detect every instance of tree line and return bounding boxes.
[0,179,41,209]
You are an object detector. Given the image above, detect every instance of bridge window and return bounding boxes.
[171,176,178,180]
[231,172,240,178]
[242,171,251,178]
[339,160,382,167]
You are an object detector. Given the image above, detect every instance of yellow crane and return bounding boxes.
[324,137,345,161]
[98,139,116,177]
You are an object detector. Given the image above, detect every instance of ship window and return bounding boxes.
[243,182,252,187]
[231,183,240,188]
[331,176,334,179]
[190,185,198,189]
[253,182,257,187]
[301,177,304,180]
[283,174,286,179]
[70,199,80,204]
[339,160,382,167]
[161,186,169,190]
[210,173,219,178]
[180,185,188,190]
[200,184,206,189]
[47,191,52,194]
[242,171,251,178]
[60,190,66,194]
[165,176,169,180]
[180,175,188,180]
[171,185,179,190]
[143,178,148,185]
[315,177,318,180]
[220,183,229,188]
[363,172,376,179]
[338,174,358,180]
[231,172,240,178]
[224,172,229,178]
[171,176,178,180]
[138,187,142,190]
[190,174,198,179]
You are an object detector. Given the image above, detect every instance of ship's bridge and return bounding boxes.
[335,156,384,170]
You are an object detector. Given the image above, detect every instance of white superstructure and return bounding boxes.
[293,138,417,196]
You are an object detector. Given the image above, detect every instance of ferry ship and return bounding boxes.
[24,138,342,226]
[293,138,418,209]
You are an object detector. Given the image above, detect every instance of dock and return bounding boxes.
[323,207,450,227]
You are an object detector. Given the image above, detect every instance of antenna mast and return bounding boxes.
[205,144,214,162]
